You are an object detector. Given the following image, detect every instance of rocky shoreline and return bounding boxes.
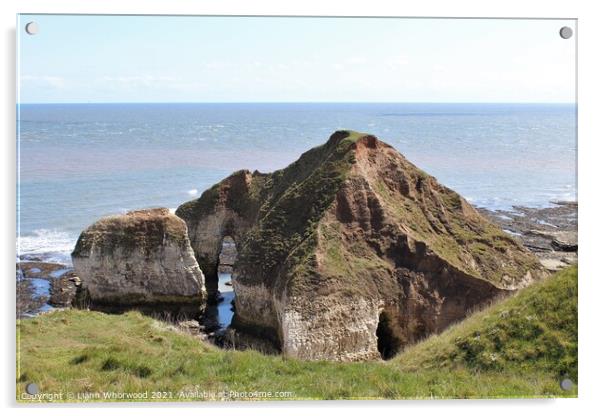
[16,278,47,318]
[16,261,81,317]
[477,201,578,272]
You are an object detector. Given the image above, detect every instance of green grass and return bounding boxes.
[16,266,577,402]
[395,265,578,380]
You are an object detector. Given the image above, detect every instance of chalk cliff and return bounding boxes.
[177,131,547,360]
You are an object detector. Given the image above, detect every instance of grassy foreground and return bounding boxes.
[17,266,577,402]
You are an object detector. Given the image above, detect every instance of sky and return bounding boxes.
[17,15,576,103]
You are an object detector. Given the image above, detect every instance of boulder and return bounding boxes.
[177,319,202,334]
[551,231,578,252]
[177,131,547,361]
[539,258,567,272]
[72,208,206,311]
[527,229,578,252]
[49,273,81,307]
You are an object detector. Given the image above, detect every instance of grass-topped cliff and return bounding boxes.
[17,266,577,401]
[179,130,543,291]
[175,131,547,360]
[174,130,369,306]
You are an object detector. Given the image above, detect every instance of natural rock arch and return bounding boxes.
[175,131,547,361]
[175,170,259,303]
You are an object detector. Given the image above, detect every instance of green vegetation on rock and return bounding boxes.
[370,172,542,287]
[175,130,548,359]
[73,208,189,258]
[237,130,362,285]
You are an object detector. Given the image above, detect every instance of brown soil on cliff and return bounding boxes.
[177,131,547,360]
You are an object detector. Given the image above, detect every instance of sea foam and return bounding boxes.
[16,229,76,265]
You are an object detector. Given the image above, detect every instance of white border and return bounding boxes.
[2,1,601,414]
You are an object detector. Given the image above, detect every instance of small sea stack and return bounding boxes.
[71,208,206,313]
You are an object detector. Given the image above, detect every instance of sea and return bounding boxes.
[17,102,577,268]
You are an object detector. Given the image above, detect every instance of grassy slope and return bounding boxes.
[396,265,577,379]
[17,266,577,402]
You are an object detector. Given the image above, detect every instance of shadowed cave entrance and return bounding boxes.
[376,310,403,360]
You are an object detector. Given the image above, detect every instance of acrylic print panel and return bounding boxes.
[16,15,577,402]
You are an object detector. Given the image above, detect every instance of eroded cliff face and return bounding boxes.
[176,171,264,302]
[177,131,547,360]
[72,208,206,312]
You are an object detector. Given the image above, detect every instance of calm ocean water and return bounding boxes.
[17,103,576,265]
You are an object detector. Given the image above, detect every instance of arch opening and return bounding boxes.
[204,236,237,331]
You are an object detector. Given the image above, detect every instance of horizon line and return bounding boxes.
[17,101,577,105]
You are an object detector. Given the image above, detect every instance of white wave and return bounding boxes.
[187,189,199,196]
[168,207,176,214]
[16,229,76,264]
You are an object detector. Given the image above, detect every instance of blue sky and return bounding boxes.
[18,15,576,103]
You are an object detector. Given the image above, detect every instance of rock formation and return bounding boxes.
[72,208,206,312]
[176,131,547,361]
[218,236,238,273]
